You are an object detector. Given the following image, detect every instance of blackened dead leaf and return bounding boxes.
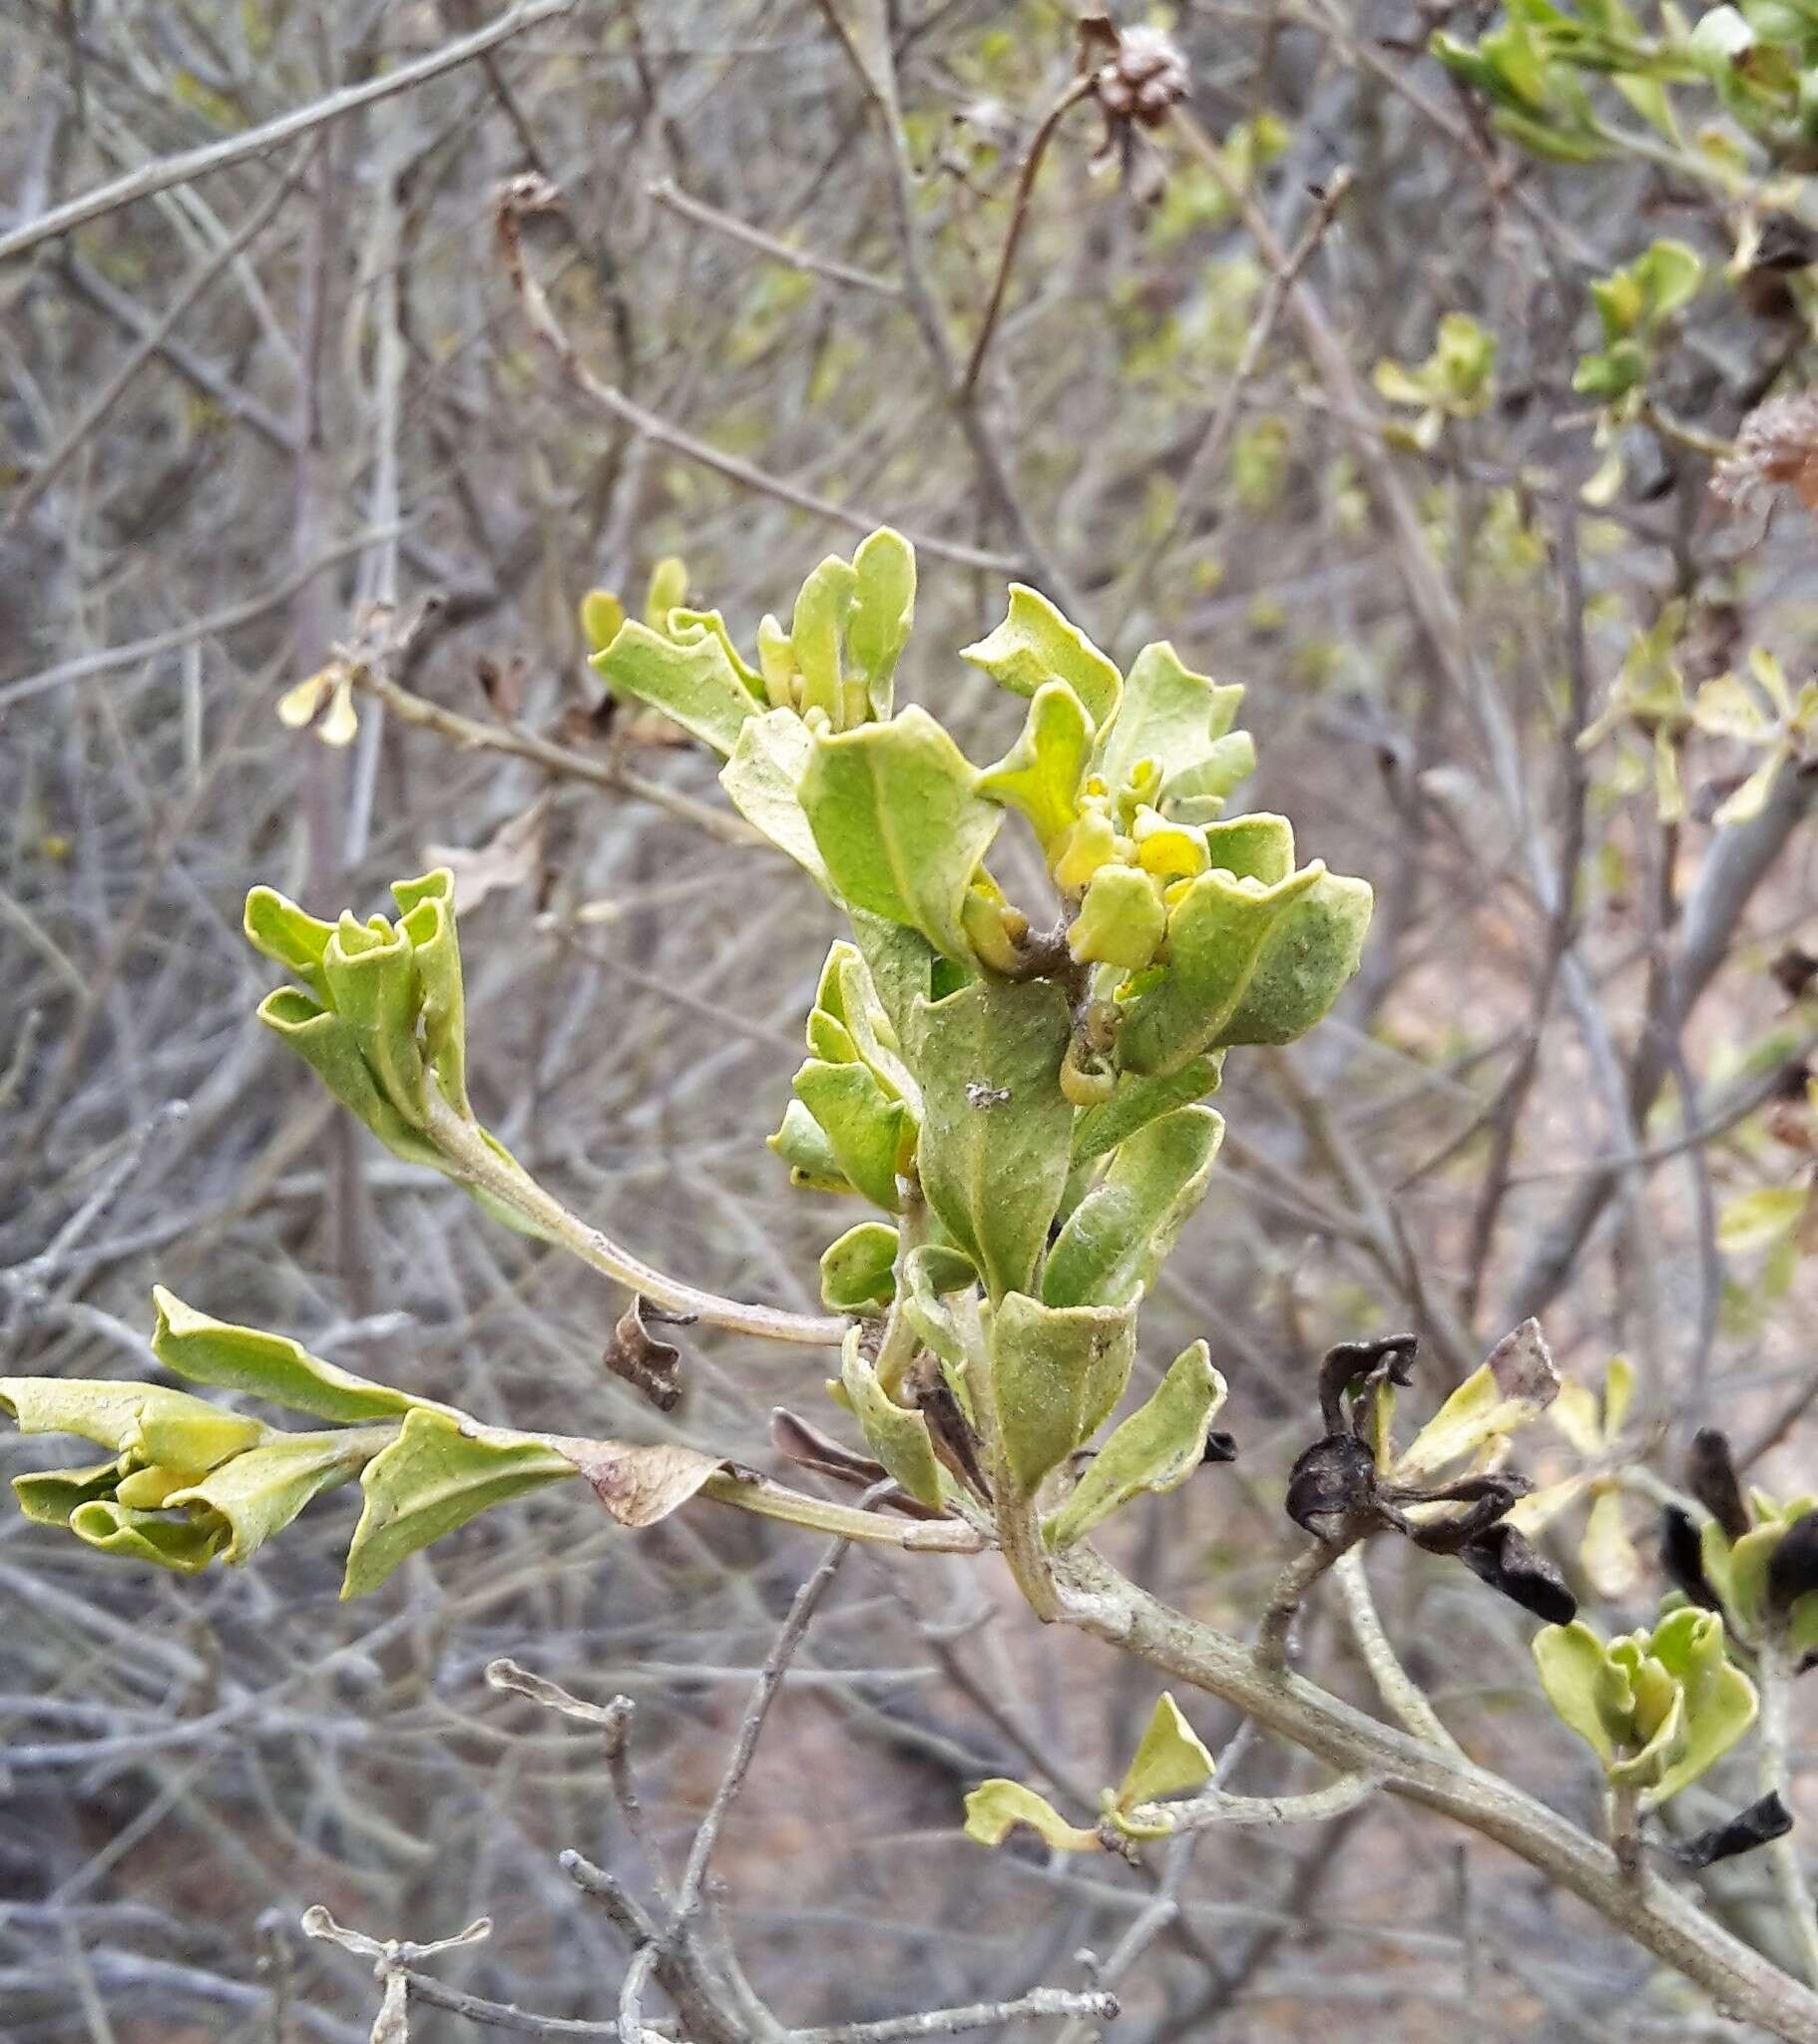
[1317,1332,1417,1433]
[1661,1503,1722,1611]
[1688,1428,1750,1541]
[1457,1523,1577,1625]
[1285,1432,1378,1543]
[1202,1429,1238,1464]
[1767,1510,1818,1614]
[1676,1791,1794,1868]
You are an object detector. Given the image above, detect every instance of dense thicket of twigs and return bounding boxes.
[3,2,1817,2040]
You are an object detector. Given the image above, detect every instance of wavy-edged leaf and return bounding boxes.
[243,885,334,1002]
[151,1287,431,1425]
[790,555,859,721]
[768,1098,855,1195]
[913,978,1073,1299]
[839,1328,944,1509]
[1071,1054,1223,1164]
[988,1290,1139,1496]
[720,709,829,884]
[792,1059,908,1211]
[1047,1342,1226,1549]
[1116,863,1322,1077]
[1095,643,1245,805]
[342,1410,577,1598]
[12,1458,124,1530]
[978,681,1094,853]
[963,1780,1100,1852]
[168,1428,380,1565]
[66,1501,227,1574]
[391,866,471,1116]
[820,1221,899,1312]
[1647,1607,1757,1804]
[800,710,1000,962]
[1043,1107,1223,1309]
[1533,1620,1623,1766]
[591,620,759,757]
[847,527,916,715]
[961,585,1122,734]
[254,988,443,1168]
[0,1377,263,1471]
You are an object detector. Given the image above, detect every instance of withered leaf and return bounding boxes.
[1285,1432,1377,1543]
[549,1436,729,1528]
[1675,1791,1793,1869]
[1687,1428,1750,1541]
[1661,1503,1722,1611]
[1457,1523,1577,1625]
[602,1295,693,1413]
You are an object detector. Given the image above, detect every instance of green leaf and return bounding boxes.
[1717,1185,1809,1256]
[243,886,334,1002]
[1115,864,1325,1077]
[913,978,1074,1299]
[792,1059,908,1211]
[768,1098,855,1195]
[988,1289,1139,1496]
[342,1409,576,1598]
[820,1221,899,1311]
[1534,1620,1623,1765]
[67,1501,227,1574]
[1068,865,1167,972]
[12,1458,124,1530]
[719,709,829,885]
[1071,1055,1223,1164]
[1115,1694,1215,1809]
[800,709,1001,962]
[847,527,917,715]
[1043,1107,1224,1308]
[168,1428,381,1565]
[254,989,442,1168]
[645,556,687,628]
[0,1377,263,1471]
[900,1243,984,1388]
[978,681,1095,853]
[1201,813,1296,884]
[591,619,759,757]
[391,867,470,1116]
[1047,1341,1226,1549]
[580,589,626,653]
[1095,643,1247,807]
[1395,1319,1560,1478]
[790,555,859,722]
[847,911,942,1050]
[961,585,1123,734]
[963,1780,1101,1852]
[1123,861,1372,1072]
[152,1287,433,1425]
[839,1328,944,1509]
[1647,1607,1757,1804]
[319,912,426,1120]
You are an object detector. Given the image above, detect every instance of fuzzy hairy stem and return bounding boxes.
[1056,1546,1818,2043]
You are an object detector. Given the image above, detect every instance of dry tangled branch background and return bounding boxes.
[3,1,1817,2040]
